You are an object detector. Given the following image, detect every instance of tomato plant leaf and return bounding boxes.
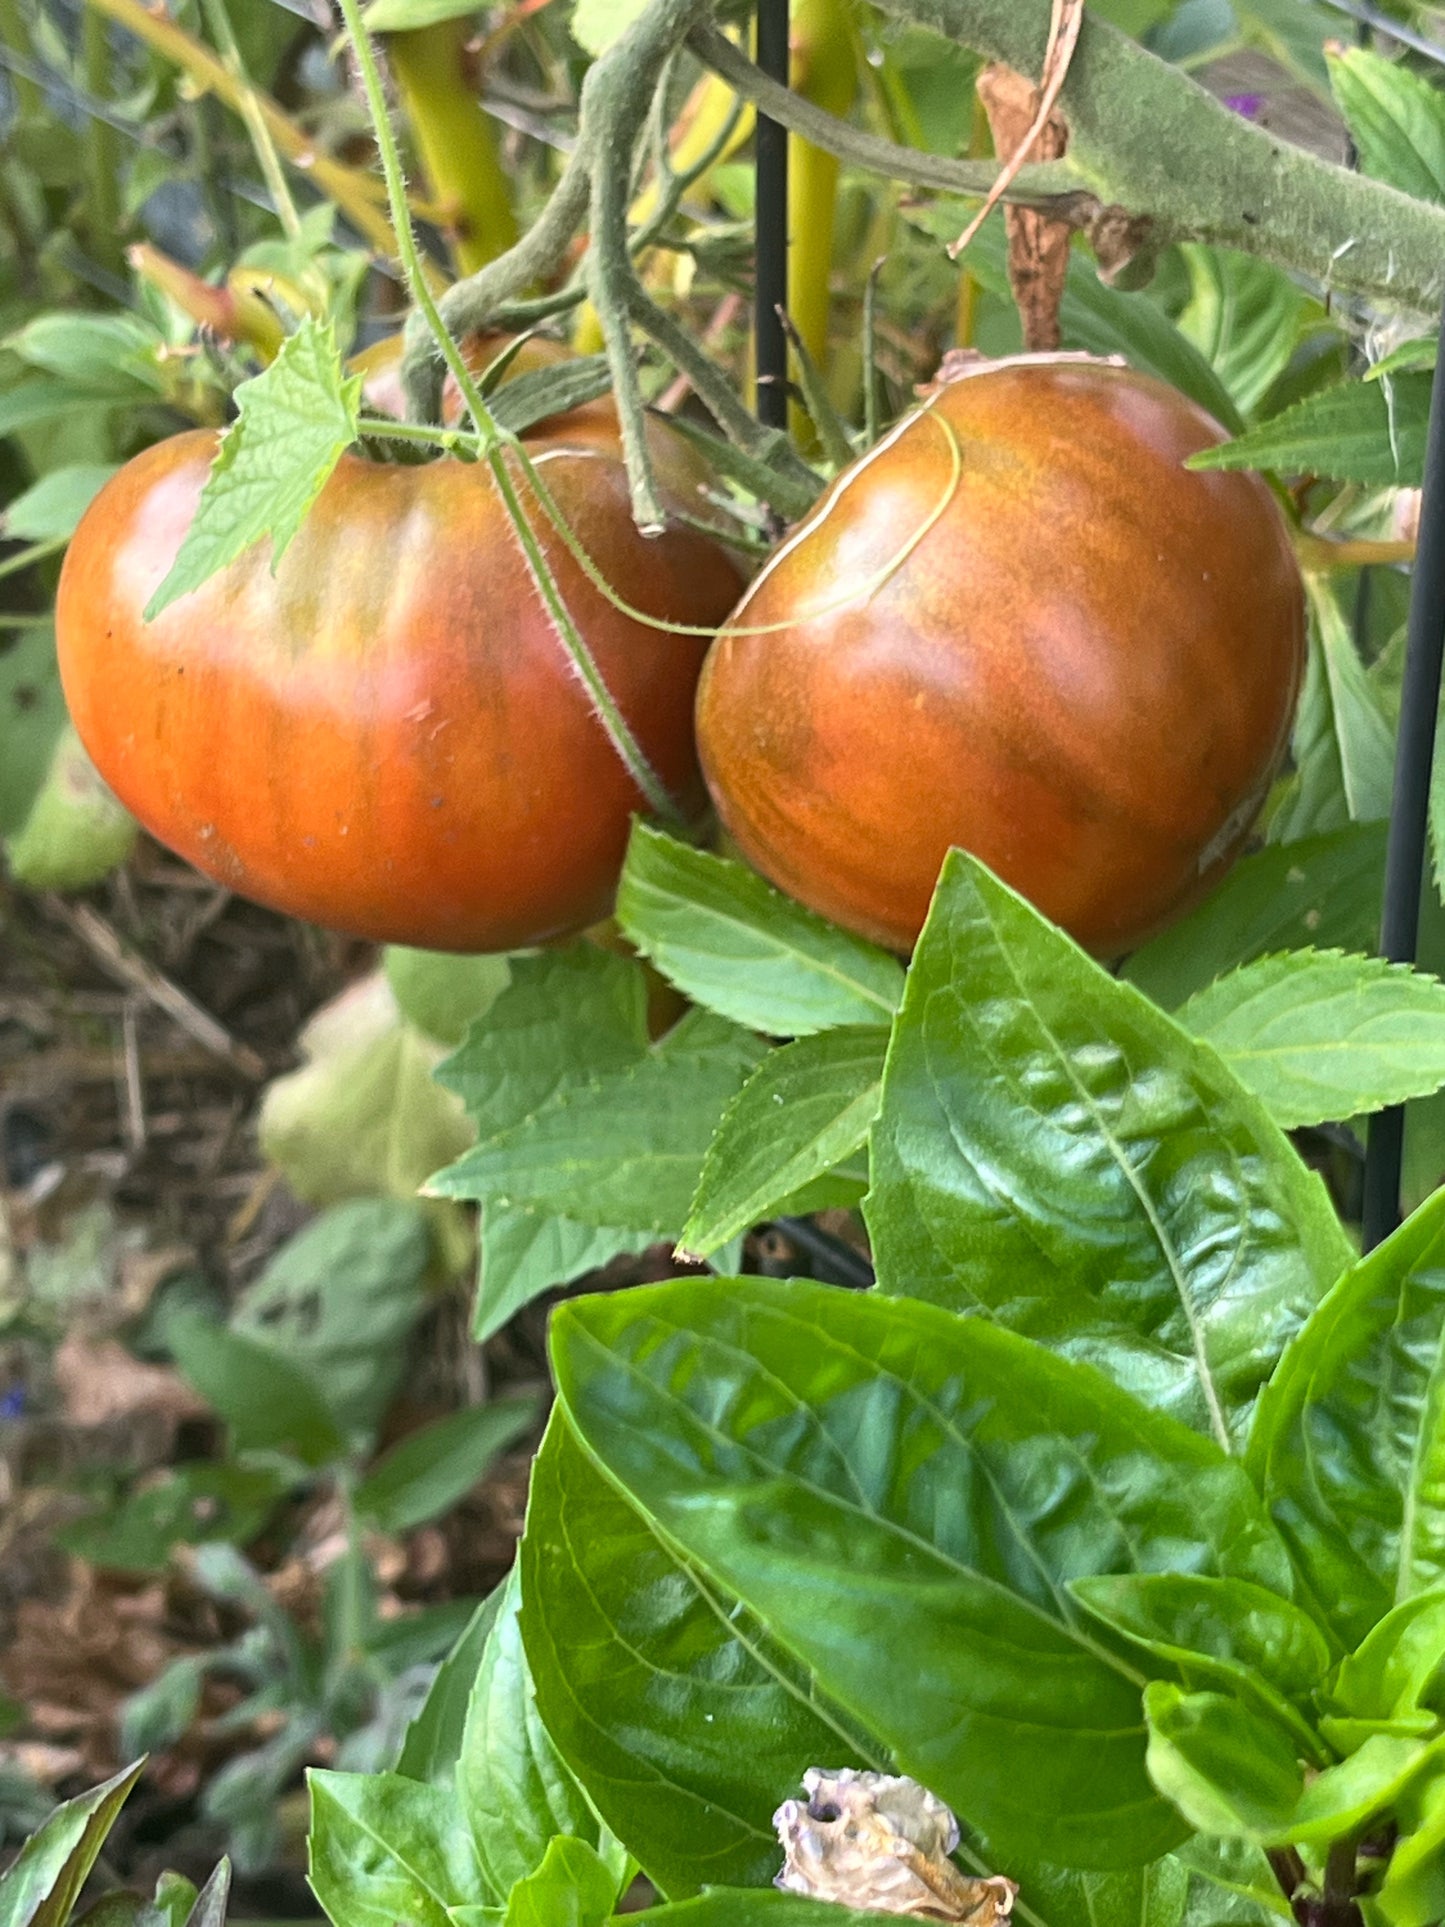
[0,622,67,839]
[488,357,613,435]
[0,1763,144,1927]
[499,1835,618,1927]
[1122,823,1387,1011]
[354,1396,538,1534]
[551,1274,1296,1871]
[381,948,510,1049]
[1177,950,1445,1127]
[616,824,904,1037]
[681,1026,884,1258]
[432,1009,764,1238]
[1270,579,1395,842]
[146,317,361,620]
[457,1565,616,1899]
[306,1771,486,1927]
[475,1208,637,1347]
[396,1593,505,1787]
[866,851,1350,1449]
[1247,1185,1445,1647]
[1327,44,1445,203]
[1186,371,1431,487]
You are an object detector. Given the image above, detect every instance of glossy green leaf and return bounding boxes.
[1142,1686,1302,1840]
[147,317,361,618]
[1328,45,1445,202]
[552,1274,1298,1870]
[1186,372,1430,488]
[1374,1759,1445,1927]
[355,1396,537,1534]
[0,1763,144,1927]
[1271,577,1395,843]
[431,1010,764,1237]
[1247,1185,1445,1648]
[1328,1587,1445,1729]
[501,1836,617,1927]
[1123,824,1387,1012]
[1177,951,1445,1128]
[866,851,1349,1448]
[457,1566,611,1898]
[306,1770,485,1927]
[615,824,904,1038]
[1069,1575,1329,1703]
[681,1027,885,1257]
[1174,247,1309,418]
[521,1416,873,1897]
[1171,1837,1290,1924]
[167,1310,347,1469]
[396,1592,504,1786]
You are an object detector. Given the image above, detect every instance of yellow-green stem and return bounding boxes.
[387,20,518,276]
[83,8,124,272]
[787,0,855,442]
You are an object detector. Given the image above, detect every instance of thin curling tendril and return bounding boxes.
[512,398,965,640]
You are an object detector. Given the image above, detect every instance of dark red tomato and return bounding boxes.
[56,426,743,951]
[695,356,1306,957]
[350,328,621,448]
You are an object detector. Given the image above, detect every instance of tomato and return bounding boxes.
[350,328,621,449]
[695,357,1306,957]
[56,419,743,952]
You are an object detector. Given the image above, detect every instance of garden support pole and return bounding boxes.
[755,0,789,429]
[1362,292,1445,1250]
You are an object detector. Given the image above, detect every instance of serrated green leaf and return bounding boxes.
[354,1396,537,1534]
[1123,823,1387,1011]
[474,1209,636,1346]
[616,824,904,1037]
[1247,1185,1445,1648]
[2,465,119,542]
[1187,371,1430,486]
[431,1011,763,1237]
[1328,44,1445,202]
[146,318,360,619]
[681,1026,886,1258]
[551,1274,1295,1871]
[1180,948,1445,1127]
[866,850,1350,1449]
[1271,579,1394,842]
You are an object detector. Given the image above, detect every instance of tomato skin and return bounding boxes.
[695,358,1306,957]
[57,429,742,951]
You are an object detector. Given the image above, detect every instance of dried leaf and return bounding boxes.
[950,0,1082,268]
[774,1769,1019,1922]
[973,64,1071,352]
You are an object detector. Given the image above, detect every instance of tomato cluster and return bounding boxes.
[56,352,1304,959]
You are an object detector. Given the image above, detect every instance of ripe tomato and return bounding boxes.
[56,419,742,952]
[695,357,1306,957]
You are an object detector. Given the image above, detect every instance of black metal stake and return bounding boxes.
[1361,290,1445,1251]
[754,0,789,430]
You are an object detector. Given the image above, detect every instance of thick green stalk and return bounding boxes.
[387,20,518,275]
[83,8,124,273]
